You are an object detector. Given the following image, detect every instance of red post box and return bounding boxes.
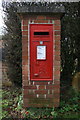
[17,3,65,108]
[30,24,53,81]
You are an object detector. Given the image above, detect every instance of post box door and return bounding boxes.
[30,24,53,81]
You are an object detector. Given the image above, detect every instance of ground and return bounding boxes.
[1,84,80,119]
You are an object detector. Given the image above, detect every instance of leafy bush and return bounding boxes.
[2,87,22,118]
[2,2,22,86]
[24,107,53,119]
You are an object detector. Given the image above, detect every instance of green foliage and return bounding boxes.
[23,89,80,119]
[2,86,80,119]
[51,108,58,118]
[24,107,53,119]
[15,95,23,111]
[2,87,22,118]
[2,111,8,118]
[57,90,80,118]
[2,2,22,86]
[61,2,80,86]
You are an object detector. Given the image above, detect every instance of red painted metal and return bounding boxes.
[30,24,53,81]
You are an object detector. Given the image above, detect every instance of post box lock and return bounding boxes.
[34,73,39,77]
[40,41,43,44]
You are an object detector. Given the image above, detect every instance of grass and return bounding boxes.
[1,86,80,119]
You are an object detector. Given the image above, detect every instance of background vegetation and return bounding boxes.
[2,1,80,119]
[2,86,80,119]
[2,2,22,86]
[2,2,80,87]
[61,2,80,87]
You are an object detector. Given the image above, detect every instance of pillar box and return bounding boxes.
[17,3,65,108]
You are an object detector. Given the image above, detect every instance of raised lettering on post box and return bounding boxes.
[30,24,53,81]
